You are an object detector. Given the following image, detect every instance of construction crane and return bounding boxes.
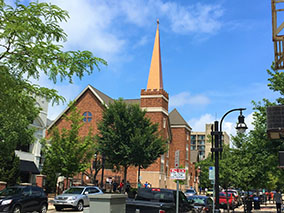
[272,0,284,69]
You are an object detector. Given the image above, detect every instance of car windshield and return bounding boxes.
[220,192,232,197]
[63,188,84,194]
[185,189,195,193]
[188,197,206,205]
[0,187,23,196]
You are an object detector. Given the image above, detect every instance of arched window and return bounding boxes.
[83,112,92,122]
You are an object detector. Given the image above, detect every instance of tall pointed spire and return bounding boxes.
[147,19,163,90]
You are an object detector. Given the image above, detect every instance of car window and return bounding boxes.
[192,197,206,205]
[63,188,84,194]
[0,187,23,196]
[89,188,100,194]
[23,187,32,196]
[32,186,42,196]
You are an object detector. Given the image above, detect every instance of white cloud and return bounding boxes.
[169,92,210,107]
[188,114,215,132]
[42,0,224,62]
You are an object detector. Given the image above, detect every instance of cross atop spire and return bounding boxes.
[146,20,163,90]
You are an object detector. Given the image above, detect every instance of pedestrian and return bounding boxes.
[112,181,118,193]
[119,181,124,193]
[269,191,272,203]
[144,181,148,188]
[274,189,282,213]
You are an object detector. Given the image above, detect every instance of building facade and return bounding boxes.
[15,97,49,184]
[47,21,197,190]
[191,124,230,160]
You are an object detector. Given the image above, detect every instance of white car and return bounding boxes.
[184,189,197,197]
[53,186,103,211]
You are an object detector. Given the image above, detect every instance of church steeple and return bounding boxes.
[147,19,163,90]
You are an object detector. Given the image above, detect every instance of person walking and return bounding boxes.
[274,189,282,213]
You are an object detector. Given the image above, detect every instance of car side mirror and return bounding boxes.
[84,191,89,195]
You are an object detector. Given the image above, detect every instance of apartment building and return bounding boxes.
[191,124,230,160]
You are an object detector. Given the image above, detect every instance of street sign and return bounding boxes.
[170,168,186,180]
[209,166,215,180]
[175,150,180,168]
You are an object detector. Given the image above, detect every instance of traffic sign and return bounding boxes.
[170,168,186,180]
[209,166,215,180]
[175,150,180,168]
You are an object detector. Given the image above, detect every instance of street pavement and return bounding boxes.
[47,198,279,213]
[232,203,277,213]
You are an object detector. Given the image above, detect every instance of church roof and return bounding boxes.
[47,85,142,130]
[169,108,192,130]
[90,85,114,105]
[146,20,163,90]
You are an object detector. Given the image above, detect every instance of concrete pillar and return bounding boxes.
[36,175,46,188]
[86,194,127,213]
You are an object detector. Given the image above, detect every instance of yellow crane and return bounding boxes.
[272,0,284,69]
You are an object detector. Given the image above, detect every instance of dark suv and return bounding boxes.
[0,185,48,213]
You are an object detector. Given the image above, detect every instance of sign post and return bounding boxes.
[175,150,180,213]
[209,166,215,212]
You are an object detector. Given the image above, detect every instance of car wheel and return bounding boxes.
[13,205,21,213]
[39,204,47,213]
[55,206,63,211]
[76,201,84,211]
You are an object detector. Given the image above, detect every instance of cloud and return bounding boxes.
[188,114,215,132]
[161,2,223,35]
[169,92,210,107]
[42,0,224,62]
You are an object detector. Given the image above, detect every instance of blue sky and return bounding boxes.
[36,0,279,136]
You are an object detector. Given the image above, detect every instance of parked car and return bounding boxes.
[219,192,237,210]
[53,186,103,211]
[187,195,213,213]
[126,188,196,212]
[226,189,242,206]
[0,185,48,213]
[184,189,197,197]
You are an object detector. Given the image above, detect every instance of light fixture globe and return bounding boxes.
[236,112,248,133]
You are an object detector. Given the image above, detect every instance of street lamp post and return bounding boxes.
[211,108,248,212]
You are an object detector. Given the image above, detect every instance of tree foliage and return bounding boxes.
[229,64,284,191]
[42,104,96,188]
[96,99,167,189]
[0,0,106,183]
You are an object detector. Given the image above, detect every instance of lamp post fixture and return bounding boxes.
[211,108,248,212]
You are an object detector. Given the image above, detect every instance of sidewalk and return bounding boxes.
[48,197,55,210]
[234,203,277,212]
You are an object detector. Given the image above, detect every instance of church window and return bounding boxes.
[163,118,166,128]
[83,112,92,122]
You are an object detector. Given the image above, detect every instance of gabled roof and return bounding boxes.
[169,108,192,130]
[90,85,114,105]
[47,85,114,130]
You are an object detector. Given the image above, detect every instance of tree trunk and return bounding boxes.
[123,166,128,194]
[138,166,141,187]
[225,188,230,213]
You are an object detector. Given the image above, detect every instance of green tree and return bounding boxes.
[42,104,96,189]
[230,64,284,191]
[96,99,167,191]
[0,0,106,183]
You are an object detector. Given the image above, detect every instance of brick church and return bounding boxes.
[47,21,198,190]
